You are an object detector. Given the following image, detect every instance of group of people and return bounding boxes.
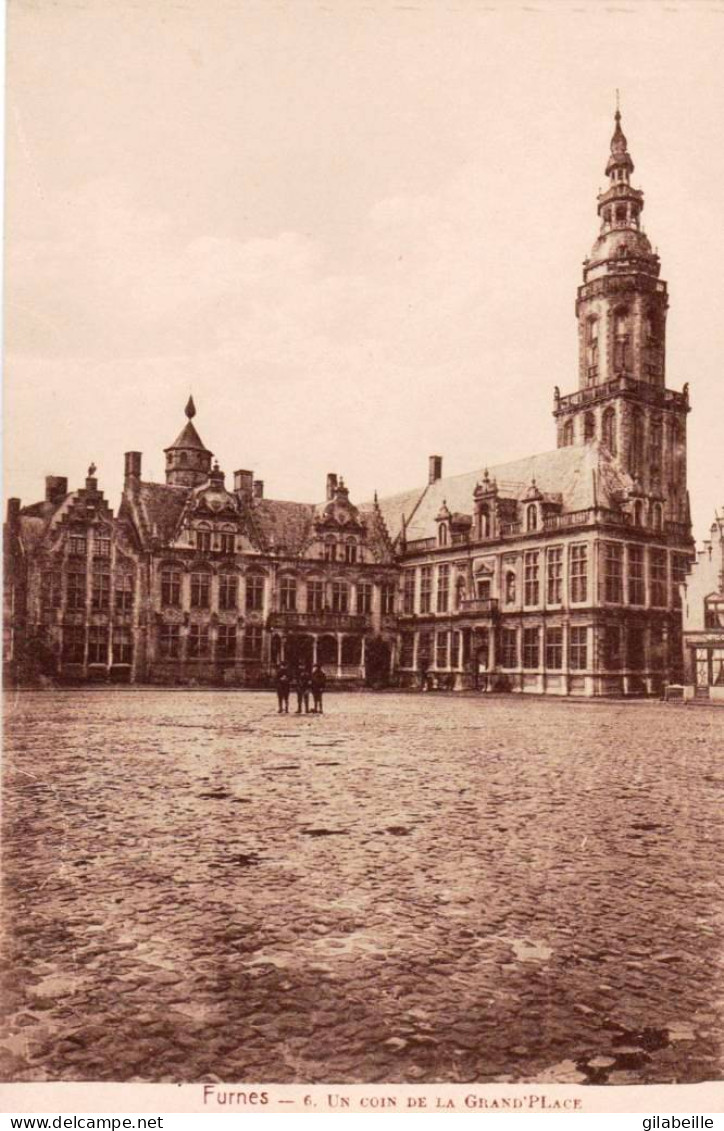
[275,662,327,715]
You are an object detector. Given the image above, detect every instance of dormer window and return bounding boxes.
[196,526,212,553]
[477,505,491,540]
[324,538,337,562]
[438,524,448,547]
[220,528,235,555]
[526,504,538,532]
[652,502,663,532]
[344,539,358,563]
[632,499,645,526]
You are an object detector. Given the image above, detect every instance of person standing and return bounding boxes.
[295,665,311,714]
[276,662,291,713]
[310,663,327,714]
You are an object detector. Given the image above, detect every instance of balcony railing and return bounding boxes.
[555,374,688,414]
[267,611,370,632]
[458,598,499,616]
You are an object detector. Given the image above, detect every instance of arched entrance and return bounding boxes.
[365,637,391,688]
[286,634,314,669]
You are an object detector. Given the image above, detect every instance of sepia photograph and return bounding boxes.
[2,0,723,1113]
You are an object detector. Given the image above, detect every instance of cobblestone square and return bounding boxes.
[1,690,723,1085]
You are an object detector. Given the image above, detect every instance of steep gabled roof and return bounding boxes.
[374,443,633,543]
[251,499,316,555]
[133,481,190,544]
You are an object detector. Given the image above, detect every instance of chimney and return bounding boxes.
[124,452,142,484]
[6,498,21,530]
[428,455,443,484]
[45,476,68,504]
[326,472,338,501]
[234,469,253,497]
[253,480,264,500]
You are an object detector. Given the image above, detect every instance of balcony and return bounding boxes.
[554,375,688,415]
[267,611,370,632]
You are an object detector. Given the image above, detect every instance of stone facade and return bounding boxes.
[682,510,724,702]
[3,111,698,695]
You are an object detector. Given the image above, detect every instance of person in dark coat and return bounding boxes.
[276,663,291,713]
[295,665,311,714]
[310,664,327,714]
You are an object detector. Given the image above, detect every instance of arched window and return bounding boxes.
[324,537,337,562]
[584,412,596,443]
[652,502,663,532]
[526,504,538,532]
[562,420,574,447]
[614,308,631,372]
[632,500,644,526]
[631,409,645,476]
[586,318,599,384]
[438,524,448,547]
[344,538,358,563]
[602,407,616,455]
[478,505,490,539]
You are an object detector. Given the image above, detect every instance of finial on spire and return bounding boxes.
[615,88,620,115]
[185,395,196,419]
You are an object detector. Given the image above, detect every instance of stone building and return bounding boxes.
[384,110,694,696]
[682,510,724,702]
[4,399,399,686]
[3,111,698,694]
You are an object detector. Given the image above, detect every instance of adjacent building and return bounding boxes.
[3,111,699,695]
[682,510,724,702]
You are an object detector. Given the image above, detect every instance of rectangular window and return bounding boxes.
[196,530,212,553]
[219,532,235,555]
[569,544,588,604]
[190,572,211,609]
[650,548,667,608]
[115,572,134,612]
[672,553,689,610]
[307,580,324,613]
[159,623,180,658]
[66,571,87,612]
[602,624,622,670]
[403,571,415,615]
[344,542,357,564]
[546,547,563,605]
[523,627,540,669]
[569,626,588,670]
[68,531,87,557]
[435,630,449,669]
[41,571,62,611]
[188,624,210,658]
[94,533,111,558]
[324,541,336,562]
[381,583,395,616]
[400,632,415,668]
[331,581,349,614]
[280,577,297,612]
[244,625,263,660]
[603,542,623,604]
[436,565,450,613]
[451,630,461,669]
[91,570,111,612]
[420,567,432,614]
[113,626,133,665]
[217,624,237,659]
[627,625,645,670]
[219,573,238,611]
[88,625,109,664]
[545,626,563,670]
[62,625,85,663]
[501,627,518,669]
[628,544,645,605]
[246,574,265,611]
[418,631,432,669]
[524,551,540,606]
[161,570,181,608]
[357,581,373,614]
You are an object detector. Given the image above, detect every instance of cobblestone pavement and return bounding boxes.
[2,690,723,1085]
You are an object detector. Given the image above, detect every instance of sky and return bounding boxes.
[4,0,724,541]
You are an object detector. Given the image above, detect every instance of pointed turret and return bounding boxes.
[164,398,213,487]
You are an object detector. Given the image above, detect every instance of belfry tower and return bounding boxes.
[554,109,690,527]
